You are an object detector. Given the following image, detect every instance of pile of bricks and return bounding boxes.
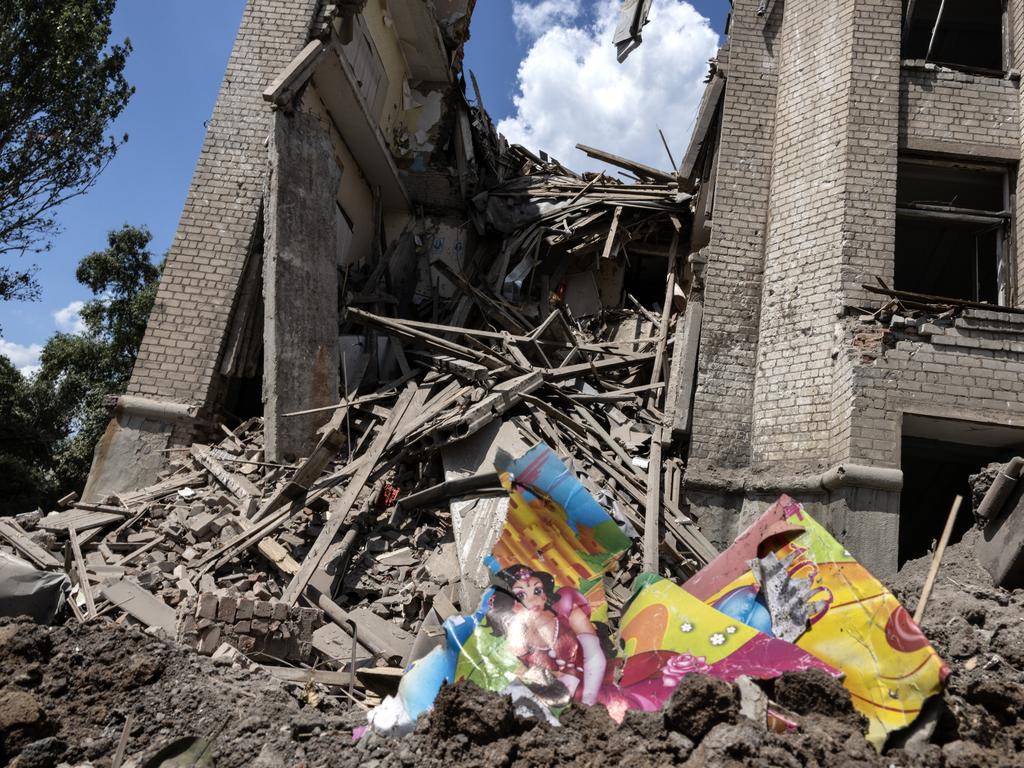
[176,591,322,663]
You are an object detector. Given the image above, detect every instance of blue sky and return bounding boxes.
[0,0,726,372]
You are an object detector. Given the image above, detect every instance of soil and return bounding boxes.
[4,532,1024,767]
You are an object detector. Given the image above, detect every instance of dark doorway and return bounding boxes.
[900,415,1024,566]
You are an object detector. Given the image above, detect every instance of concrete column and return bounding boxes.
[264,109,342,462]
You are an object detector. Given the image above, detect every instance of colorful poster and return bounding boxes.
[683,495,950,748]
[369,446,840,733]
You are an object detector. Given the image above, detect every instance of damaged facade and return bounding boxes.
[84,0,1024,603]
[7,2,1024,761]
[86,0,477,494]
[680,0,1024,574]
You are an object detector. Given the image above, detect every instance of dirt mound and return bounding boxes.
[0,617,361,768]
[5,532,1024,766]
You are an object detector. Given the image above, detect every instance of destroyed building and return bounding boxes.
[82,0,1024,581]
[678,0,1024,575]
[7,1,1024,764]
[86,0,480,489]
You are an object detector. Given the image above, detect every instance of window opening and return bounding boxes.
[895,160,1011,304]
[902,0,1006,74]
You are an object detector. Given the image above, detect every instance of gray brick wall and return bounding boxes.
[900,66,1019,158]
[128,0,320,408]
[749,0,901,467]
[688,0,782,470]
[843,311,1024,468]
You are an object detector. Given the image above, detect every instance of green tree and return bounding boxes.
[0,355,60,511]
[0,0,133,300]
[0,224,159,514]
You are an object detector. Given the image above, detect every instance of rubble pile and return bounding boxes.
[0,143,718,708]
[3,95,1024,768]
[3,535,1024,767]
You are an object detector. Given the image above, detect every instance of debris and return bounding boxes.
[0,551,68,623]
[974,456,1024,589]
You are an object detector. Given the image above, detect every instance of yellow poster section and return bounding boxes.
[703,509,948,748]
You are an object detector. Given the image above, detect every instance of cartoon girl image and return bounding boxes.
[485,564,710,720]
[486,564,607,708]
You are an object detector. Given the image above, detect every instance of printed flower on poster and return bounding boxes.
[709,633,726,646]
[680,622,693,633]
[662,652,711,677]
[725,626,737,634]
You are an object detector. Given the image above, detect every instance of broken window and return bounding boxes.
[901,0,1006,74]
[340,13,389,119]
[894,160,1011,304]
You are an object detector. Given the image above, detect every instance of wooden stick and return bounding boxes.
[68,527,97,619]
[643,440,663,573]
[913,494,962,624]
[111,713,133,768]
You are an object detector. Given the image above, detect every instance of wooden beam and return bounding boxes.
[678,74,725,179]
[68,527,97,619]
[863,283,1024,314]
[575,143,676,183]
[0,519,61,569]
[281,384,417,606]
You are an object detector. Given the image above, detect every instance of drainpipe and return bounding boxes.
[688,463,904,494]
[820,463,904,492]
[976,456,1024,522]
[115,395,199,424]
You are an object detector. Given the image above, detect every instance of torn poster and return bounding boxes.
[683,495,950,749]
[368,446,838,733]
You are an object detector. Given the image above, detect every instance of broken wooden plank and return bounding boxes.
[68,527,97,619]
[261,665,356,687]
[100,579,176,634]
[281,384,417,606]
[664,288,703,439]
[0,519,61,569]
[258,537,300,575]
[643,440,663,574]
[38,508,125,533]
[576,142,676,184]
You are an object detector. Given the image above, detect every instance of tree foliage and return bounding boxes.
[0,0,133,299]
[0,225,159,513]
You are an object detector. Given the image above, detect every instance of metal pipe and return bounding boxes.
[976,456,1024,522]
[116,395,198,423]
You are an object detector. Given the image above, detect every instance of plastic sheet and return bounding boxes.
[683,494,950,748]
[0,551,69,624]
[369,446,839,732]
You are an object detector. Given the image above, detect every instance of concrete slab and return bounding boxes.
[263,109,342,462]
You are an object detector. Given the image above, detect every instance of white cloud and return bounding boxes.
[498,0,720,175]
[0,339,43,376]
[54,300,87,334]
[512,0,581,38]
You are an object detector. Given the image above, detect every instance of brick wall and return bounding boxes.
[688,0,782,469]
[900,66,1019,159]
[128,0,320,408]
[844,310,1024,469]
[1016,0,1024,303]
[751,0,901,467]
